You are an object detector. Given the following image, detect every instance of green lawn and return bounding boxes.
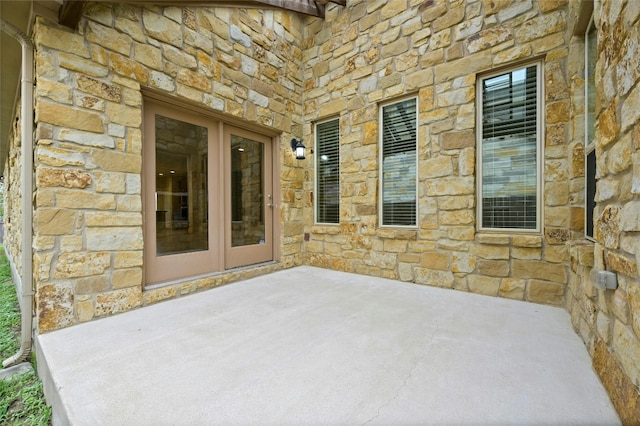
[0,247,51,425]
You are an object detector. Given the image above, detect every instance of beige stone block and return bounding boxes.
[93,171,126,194]
[468,275,500,296]
[54,252,111,279]
[95,287,142,317]
[513,260,567,283]
[143,9,183,47]
[545,227,571,245]
[499,278,526,300]
[384,239,408,253]
[35,20,90,58]
[112,268,143,289]
[415,268,454,288]
[512,235,542,247]
[58,52,109,77]
[512,247,541,260]
[621,80,640,134]
[420,251,450,270]
[459,148,475,176]
[55,188,116,210]
[420,156,453,178]
[439,209,474,226]
[76,299,95,323]
[144,286,178,305]
[432,50,492,83]
[36,102,103,133]
[37,283,75,332]
[33,236,55,251]
[86,21,132,55]
[34,252,54,282]
[452,253,476,273]
[466,25,513,53]
[86,227,143,251]
[77,75,122,102]
[476,234,510,245]
[425,176,474,196]
[494,44,532,65]
[527,279,565,305]
[116,194,142,212]
[612,320,640,387]
[441,129,474,150]
[447,226,475,241]
[471,244,510,260]
[545,181,569,206]
[606,251,638,279]
[75,275,110,294]
[433,6,464,32]
[85,212,141,227]
[37,79,72,104]
[477,260,509,277]
[92,149,141,174]
[36,168,92,189]
[35,208,76,235]
[598,103,620,148]
[114,251,143,268]
[545,245,570,263]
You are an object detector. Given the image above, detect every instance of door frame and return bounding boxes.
[142,94,281,286]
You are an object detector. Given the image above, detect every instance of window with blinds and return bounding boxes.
[380,98,417,226]
[479,63,540,230]
[316,118,340,224]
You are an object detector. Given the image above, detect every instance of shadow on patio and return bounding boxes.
[36,266,620,425]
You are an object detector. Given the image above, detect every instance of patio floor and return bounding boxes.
[36,266,620,425]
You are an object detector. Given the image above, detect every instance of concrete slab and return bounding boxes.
[36,266,620,425]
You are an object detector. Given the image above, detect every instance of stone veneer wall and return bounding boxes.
[3,95,24,282]
[565,0,640,421]
[302,0,576,301]
[30,3,306,332]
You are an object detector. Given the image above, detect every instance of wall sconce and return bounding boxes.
[291,138,306,160]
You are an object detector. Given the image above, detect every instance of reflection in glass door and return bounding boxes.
[155,116,208,256]
[231,136,264,247]
[225,127,272,269]
[143,101,219,285]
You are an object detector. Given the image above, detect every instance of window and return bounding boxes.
[315,118,340,224]
[585,16,597,240]
[478,63,541,231]
[380,97,417,227]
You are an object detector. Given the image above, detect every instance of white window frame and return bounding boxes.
[476,61,544,233]
[378,96,419,228]
[314,117,340,225]
[585,15,597,241]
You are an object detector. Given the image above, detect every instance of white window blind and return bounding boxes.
[480,64,539,230]
[316,119,340,224]
[381,98,417,226]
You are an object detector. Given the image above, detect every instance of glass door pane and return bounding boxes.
[155,115,208,255]
[230,135,265,247]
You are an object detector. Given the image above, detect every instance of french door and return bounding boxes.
[143,100,273,285]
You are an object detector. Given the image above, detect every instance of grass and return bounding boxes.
[0,247,51,425]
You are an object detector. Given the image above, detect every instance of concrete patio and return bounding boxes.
[36,266,620,425]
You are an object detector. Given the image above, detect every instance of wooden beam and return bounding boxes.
[59,0,85,30]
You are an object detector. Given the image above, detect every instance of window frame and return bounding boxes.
[314,117,341,225]
[378,96,419,228]
[476,61,544,233]
[584,15,597,241]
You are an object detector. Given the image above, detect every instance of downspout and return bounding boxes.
[1,19,35,368]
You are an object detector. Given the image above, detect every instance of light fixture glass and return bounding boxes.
[291,138,306,160]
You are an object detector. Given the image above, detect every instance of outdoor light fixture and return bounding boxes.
[291,138,306,160]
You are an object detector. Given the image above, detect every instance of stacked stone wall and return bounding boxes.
[565,0,640,421]
[3,96,24,281]
[31,3,305,331]
[302,0,575,305]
